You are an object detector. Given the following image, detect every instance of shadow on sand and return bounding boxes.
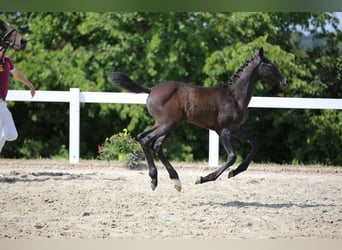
[194,200,340,209]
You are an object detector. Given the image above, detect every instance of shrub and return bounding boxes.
[98,129,144,168]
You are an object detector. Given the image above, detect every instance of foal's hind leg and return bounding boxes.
[196,128,236,184]
[152,135,182,192]
[138,127,159,191]
[137,125,157,140]
[139,124,178,191]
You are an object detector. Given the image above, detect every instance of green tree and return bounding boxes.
[0,12,340,165]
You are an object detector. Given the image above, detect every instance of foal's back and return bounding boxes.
[147,81,232,130]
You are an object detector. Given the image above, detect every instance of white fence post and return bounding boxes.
[69,88,80,163]
[208,130,219,166]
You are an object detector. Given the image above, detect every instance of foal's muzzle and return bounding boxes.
[20,39,27,48]
[280,78,289,88]
[12,38,27,51]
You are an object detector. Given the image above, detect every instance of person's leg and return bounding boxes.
[0,114,6,153]
[0,101,7,153]
[4,107,18,141]
[0,101,18,153]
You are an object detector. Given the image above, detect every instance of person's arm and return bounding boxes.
[11,69,36,97]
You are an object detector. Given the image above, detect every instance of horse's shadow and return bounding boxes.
[0,171,130,184]
[0,171,98,183]
[194,200,339,209]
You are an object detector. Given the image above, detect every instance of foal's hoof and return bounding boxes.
[195,176,202,185]
[228,170,235,179]
[173,179,182,192]
[151,183,157,191]
[175,185,182,192]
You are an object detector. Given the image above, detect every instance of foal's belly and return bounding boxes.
[187,115,217,131]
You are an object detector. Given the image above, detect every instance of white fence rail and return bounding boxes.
[7,88,342,165]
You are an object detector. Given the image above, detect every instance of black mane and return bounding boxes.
[216,57,254,88]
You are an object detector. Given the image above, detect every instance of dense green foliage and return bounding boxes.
[0,12,341,165]
[98,128,143,168]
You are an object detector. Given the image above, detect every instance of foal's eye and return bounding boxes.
[262,63,274,68]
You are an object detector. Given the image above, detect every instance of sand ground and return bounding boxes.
[0,159,341,239]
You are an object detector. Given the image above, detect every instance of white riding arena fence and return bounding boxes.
[7,88,342,166]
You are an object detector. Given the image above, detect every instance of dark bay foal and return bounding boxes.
[111,47,288,191]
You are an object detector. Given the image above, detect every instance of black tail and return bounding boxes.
[110,72,150,93]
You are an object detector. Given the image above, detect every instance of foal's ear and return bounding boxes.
[0,20,6,29]
[254,47,264,58]
[259,47,264,57]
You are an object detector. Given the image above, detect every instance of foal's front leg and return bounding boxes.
[228,129,260,178]
[196,128,236,184]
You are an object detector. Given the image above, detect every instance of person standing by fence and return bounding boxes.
[0,45,35,153]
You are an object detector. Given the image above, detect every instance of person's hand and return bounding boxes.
[30,85,36,97]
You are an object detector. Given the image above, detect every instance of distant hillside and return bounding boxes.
[298,32,342,52]
[299,34,326,50]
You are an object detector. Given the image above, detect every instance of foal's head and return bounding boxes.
[0,20,27,51]
[254,47,288,87]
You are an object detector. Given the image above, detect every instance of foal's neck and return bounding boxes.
[228,64,259,109]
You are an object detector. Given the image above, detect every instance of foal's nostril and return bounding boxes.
[21,39,27,46]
